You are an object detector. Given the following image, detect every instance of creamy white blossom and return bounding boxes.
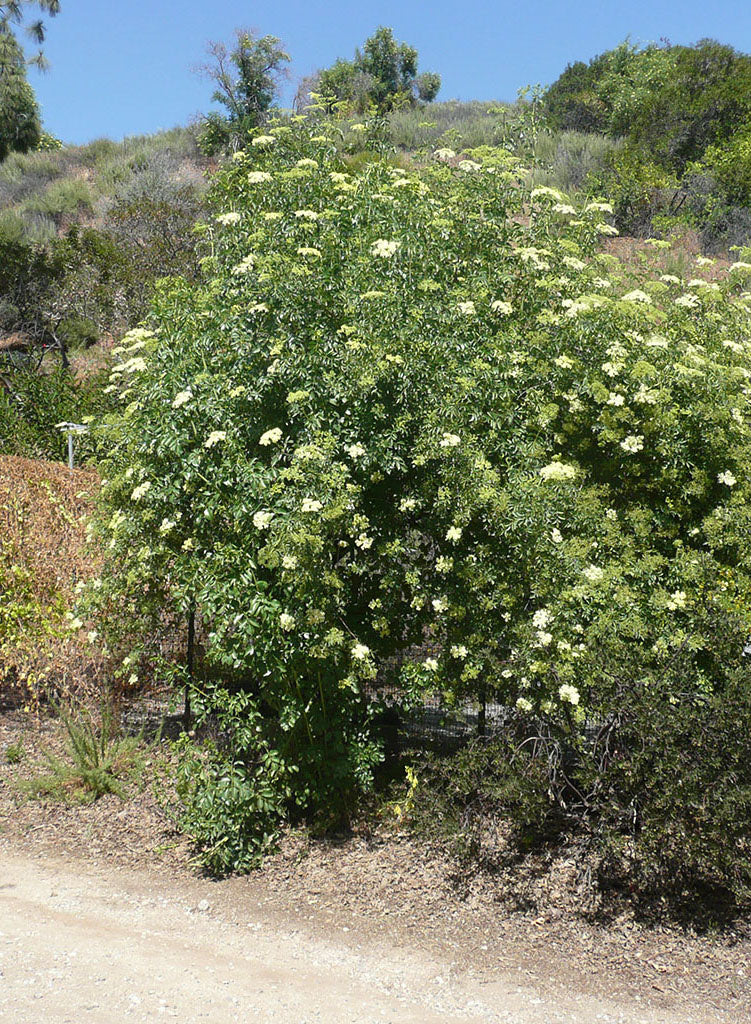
[130,482,151,501]
[584,201,614,214]
[622,289,652,304]
[247,171,273,184]
[446,525,462,542]
[302,498,322,513]
[583,564,604,583]
[440,432,461,448]
[172,390,192,409]
[232,255,255,275]
[215,211,241,225]
[253,510,273,530]
[259,428,283,446]
[675,293,701,308]
[204,431,227,448]
[532,608,552,629]
[371,238,400,258]
[279,613,295,631]
[539,462,577,481]
[620,434,644,454]
[718,470,737,486]
[559,684,580,705]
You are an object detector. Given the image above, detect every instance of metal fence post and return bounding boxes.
[56,421,89,471]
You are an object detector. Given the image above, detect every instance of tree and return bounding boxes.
[196,29,290,154]
[317,26,440,112]
[0,1,60,160]
[415,71,441,103]
[0,0,61,70]
[0,31,40,159]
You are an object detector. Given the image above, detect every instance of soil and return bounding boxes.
[1,708,749,1024]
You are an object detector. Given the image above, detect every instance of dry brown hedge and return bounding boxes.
[0,455,106,706]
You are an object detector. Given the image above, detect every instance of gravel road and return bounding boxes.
[0,850,734,1024]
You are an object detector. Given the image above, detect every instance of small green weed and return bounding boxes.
[5,739,24,764]
[23,703,145,803]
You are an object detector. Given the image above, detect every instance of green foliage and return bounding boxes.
[387,100,512,152]
[409,662,751,908]
[89,119,751,879]
[5,737,24,763]
[404,736,556,867]
[24,176,92,220]
[545,38,751,173]
[0,365,111,459]
[529,131,621,193]
[0,31,41,160]
[587,147,680,235]
[23,702,144,803]
[196,31,290,155]
[171,725,288,874]
[0,127,204,244]
[318,26,440,113]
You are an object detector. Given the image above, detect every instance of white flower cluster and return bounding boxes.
[620,435,644,454]
[371,238,400,258]
[538,462,577,482]
[558,684,580,706]
[130,482,151,501]
[172,390,191,409]
[204,431,227,449]
[253,510,273,530]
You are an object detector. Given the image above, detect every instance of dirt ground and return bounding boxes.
[1,709,750,1024]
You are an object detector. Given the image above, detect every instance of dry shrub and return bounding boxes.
[0,455,107,706]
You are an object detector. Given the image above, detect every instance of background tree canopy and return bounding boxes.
[315,26,441,112]
[544,38,751,172]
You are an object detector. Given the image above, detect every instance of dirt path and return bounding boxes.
[0,850,737,1024]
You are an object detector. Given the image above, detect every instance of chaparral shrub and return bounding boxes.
[86,117,751,882]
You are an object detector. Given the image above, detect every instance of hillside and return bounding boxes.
[0,127,208,243]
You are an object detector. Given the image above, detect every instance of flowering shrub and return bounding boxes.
[90,119,751,874]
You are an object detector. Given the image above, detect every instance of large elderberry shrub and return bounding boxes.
[88,121,751,875]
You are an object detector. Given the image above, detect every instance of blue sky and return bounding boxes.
[26,0,751,144]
